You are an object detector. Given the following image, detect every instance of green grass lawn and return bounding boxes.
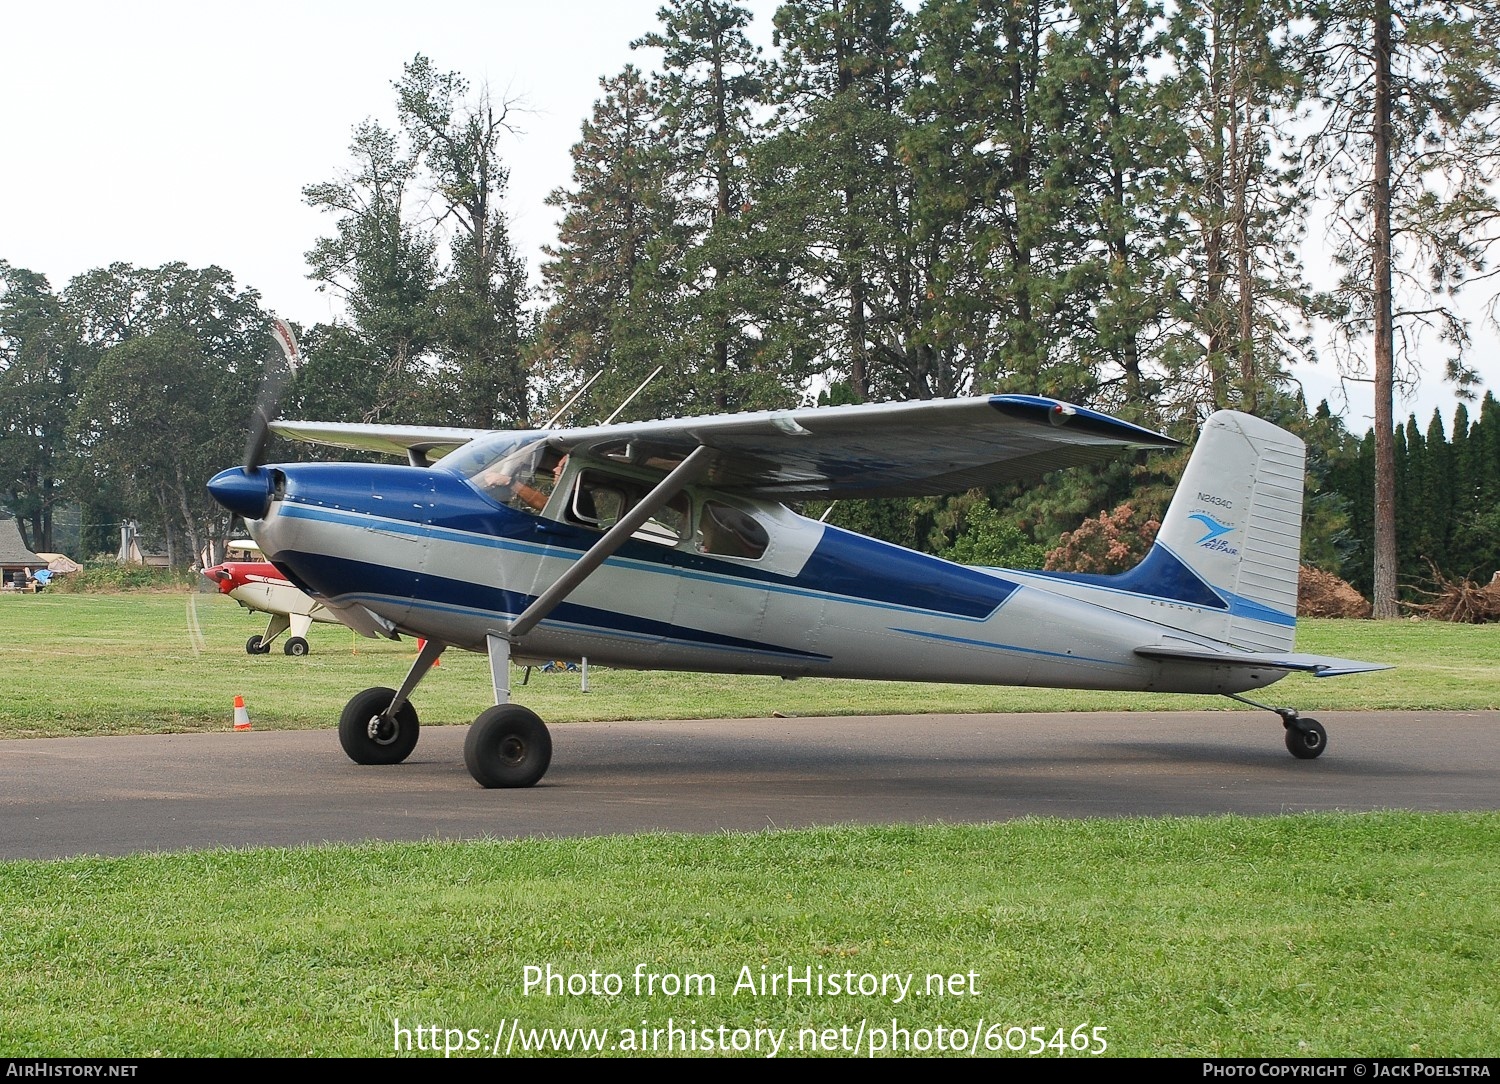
[4,591,1497,1057]
[3,590,1497,738]
[2,816,1496,1057]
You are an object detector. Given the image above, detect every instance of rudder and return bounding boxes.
[1151,410,1304,650]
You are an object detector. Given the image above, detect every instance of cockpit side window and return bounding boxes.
[697,500,769,560]
[566,469,688,546]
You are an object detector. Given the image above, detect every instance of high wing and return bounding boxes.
[271,421,492,465]
[274,394,1178,499]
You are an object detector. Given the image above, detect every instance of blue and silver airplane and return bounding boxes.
[209,343,1388,788]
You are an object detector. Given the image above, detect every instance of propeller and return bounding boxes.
[185,591,206,658]
[244,317,303,471]
[208,318,304,521]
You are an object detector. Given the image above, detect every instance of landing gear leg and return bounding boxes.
[1226,693,1328,760]
[464,633,553,788]
[338,637,446,766]
[284,613,314,656]
[254,613,290,653]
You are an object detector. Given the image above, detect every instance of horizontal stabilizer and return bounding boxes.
[1134,645,1392,678]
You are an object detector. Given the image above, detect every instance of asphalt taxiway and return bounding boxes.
[2,710,1496,859]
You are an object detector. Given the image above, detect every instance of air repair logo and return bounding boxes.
[1189,495,1239,555]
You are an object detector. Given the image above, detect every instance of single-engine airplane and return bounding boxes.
[208,329,1388,787]
[203,558,339,655]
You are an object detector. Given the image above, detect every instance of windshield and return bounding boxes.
[443,435,563,514]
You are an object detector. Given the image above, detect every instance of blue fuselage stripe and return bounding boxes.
[270,463,1020,622]
[890,627,1128,667]
[1026,542,1296,628]
[282,549,831,661]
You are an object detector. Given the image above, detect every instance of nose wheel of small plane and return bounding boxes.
[465,704,552,788]
[339,686,421,765]
[245,635,271,655]
[1283,716,1327,760]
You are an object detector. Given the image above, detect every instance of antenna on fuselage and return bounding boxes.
[541,370,603,429]
[601,366,664,426]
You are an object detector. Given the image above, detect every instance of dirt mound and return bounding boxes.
[1298,567,1372,618]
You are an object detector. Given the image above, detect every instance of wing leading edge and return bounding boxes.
[274,394,1179,500]
[270,421,492,464]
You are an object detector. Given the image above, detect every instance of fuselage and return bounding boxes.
[203,560,337,623]
[234,458,1286,697]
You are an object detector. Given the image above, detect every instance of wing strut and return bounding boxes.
[507,445,715,641]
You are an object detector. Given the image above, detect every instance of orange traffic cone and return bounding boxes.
[233,695,252,731]
[417,638,440,666]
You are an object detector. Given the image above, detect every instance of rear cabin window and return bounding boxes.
[697,501,768,560]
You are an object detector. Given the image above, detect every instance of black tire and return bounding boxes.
[284,636,310,657]
[339,686,420,765]
[246,636,270,655]
[464,704,552,788]
[1285,717,1327,760]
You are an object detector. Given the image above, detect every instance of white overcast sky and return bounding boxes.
[2,0,1494,430]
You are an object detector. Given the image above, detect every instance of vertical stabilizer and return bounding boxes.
[1029,411,1307,650]
[1151,410,1305,650]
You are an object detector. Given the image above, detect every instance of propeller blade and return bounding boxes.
[243,317,303,471]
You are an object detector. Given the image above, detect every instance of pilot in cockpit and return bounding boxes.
[479,452,568,512]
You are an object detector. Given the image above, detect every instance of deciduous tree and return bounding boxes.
[66,264,265,566]
[302,120,439,423]
[396,55,532,427]
[0,264,82,552]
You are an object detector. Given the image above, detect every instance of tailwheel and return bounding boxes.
[339,686,420,765]
[465,704,552,788]
[1284,717,1327,760]
[1226,695,1332,761]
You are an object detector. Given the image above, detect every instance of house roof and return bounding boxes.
[0,517,46,567]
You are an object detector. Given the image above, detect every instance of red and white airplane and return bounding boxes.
[203,559,338,656]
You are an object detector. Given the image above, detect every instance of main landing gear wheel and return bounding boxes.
[464,705,552,788]
[339,686,420,765]
[284,636,309,657]
[1284,717,1328,760]
[246,635,271,655]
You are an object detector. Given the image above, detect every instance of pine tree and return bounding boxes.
[1035,0,1191,420]
[761,0,915,402]
[636,0,805,414]
[1303,0,1500,615]
[1165,0,1314,414]
[904,0,1088,402]
[1420,408,1453,571]
[535,66,683,424]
